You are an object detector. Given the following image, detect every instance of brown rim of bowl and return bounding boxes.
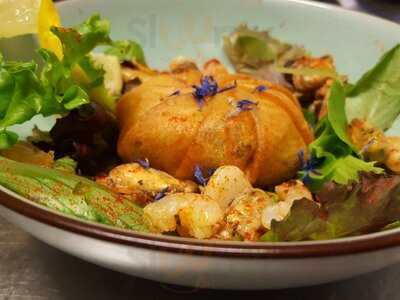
[2,188,400,258]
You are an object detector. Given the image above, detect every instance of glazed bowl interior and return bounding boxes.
[1,0,400,254]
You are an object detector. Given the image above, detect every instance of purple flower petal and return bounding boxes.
[136,158,150,169]
[236,99,258,112]
[154,187,169,201]
[255,85,268,92]
[207,167,217,177]
[192,76,219,107]
[194,165,207,186]
[298,150,323,184]
[194,165,217,186]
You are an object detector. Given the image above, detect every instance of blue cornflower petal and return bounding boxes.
[194,165,217,186]
[255,85,268,92]
[207,167,217,177]
[192,76,219,107]
[194,165,207,186]
[154,187,169,201]
[136,158,150,169]
[237,99,258,112]
[297,150,322,184]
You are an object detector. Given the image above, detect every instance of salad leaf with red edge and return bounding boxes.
[262,173,400,241]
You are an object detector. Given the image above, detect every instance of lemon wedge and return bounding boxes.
[0,0,62,57]
[38,0,63,58]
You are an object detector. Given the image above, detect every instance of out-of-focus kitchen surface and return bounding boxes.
[1,1,400,299]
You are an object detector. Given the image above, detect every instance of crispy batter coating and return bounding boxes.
[117,59,313,187]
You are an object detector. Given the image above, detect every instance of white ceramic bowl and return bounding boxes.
[1,0,400,290]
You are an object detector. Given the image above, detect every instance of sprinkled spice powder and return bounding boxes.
[136,158,150,169]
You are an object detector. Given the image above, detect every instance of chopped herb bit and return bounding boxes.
[236,99,258,111]
[192,76,219,107]
[255,85,268,92]
[168,90,181,97]
[136,158,150,169]
[154,187,169,201]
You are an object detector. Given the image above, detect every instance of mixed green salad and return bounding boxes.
[1,14,400,242]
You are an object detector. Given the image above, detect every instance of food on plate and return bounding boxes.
[117,58,313,186]
[1,9,400,242]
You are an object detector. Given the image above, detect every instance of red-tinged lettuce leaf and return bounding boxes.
[262,173,400,242]
[223,24,306,72]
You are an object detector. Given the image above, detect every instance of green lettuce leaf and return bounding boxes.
[0,14,127,148]
[327,81,357,150]
[298,81,383,192]
[105,40,146,65]
[262,173,400,241]
[0,156,148,231]
[49,14,116,111]
[299,119,383,192]
[51,14,112,68]
[346,44,400,131]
